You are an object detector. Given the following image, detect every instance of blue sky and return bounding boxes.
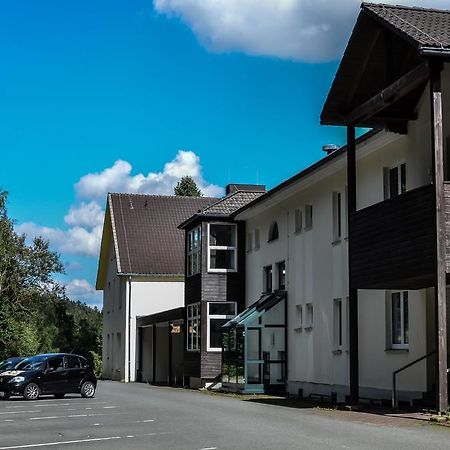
[4,0,439,307]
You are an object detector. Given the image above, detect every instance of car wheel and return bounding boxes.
[23,383,40,401]
[80,381,95,398]
[54,393,65,399]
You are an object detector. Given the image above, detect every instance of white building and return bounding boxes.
[96,193,216,382]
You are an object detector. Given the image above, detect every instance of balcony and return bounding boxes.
[349,184,437,290]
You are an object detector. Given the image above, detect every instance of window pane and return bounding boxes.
[389,167,399,198]
[210,319,228,348]
[392,293,402,344]
[210,249,235,269]
[247,329,260,360]
[209,303,236,316]
[247,363,261,384]
[210,224,235,246]
[66,355,81,369]
[400,164,406,194]
[264,266,272,292]
[403,292,409,344]
[277,261,286,290]
[48,357,64,372]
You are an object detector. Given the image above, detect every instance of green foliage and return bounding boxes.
[89,350,102,378]
[174,176,202,197]
[0,190,102,361]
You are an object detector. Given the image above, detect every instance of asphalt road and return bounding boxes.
[0,381,449,449]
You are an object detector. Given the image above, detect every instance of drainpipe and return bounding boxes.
[128,275,132,383]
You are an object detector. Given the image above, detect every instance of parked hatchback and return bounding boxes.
[0,357,24,373]
[0,353,97,400]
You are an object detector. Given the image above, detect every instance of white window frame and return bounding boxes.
[187,303,201,352]
[207,223,237,273]
[390,291,409,350]
[207,302,237,352]
[187,226,202,277]
[333,298,343,351]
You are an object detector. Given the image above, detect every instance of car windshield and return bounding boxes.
[15,357,46,371]
[0,361,11,370]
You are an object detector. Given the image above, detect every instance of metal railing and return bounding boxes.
[392,350,435,408]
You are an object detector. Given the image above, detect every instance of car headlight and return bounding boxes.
[9,376,25,383]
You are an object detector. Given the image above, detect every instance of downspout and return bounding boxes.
[128,275,132,383]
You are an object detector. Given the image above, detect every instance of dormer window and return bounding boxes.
[208,223,237,272]
[268,222,279,242]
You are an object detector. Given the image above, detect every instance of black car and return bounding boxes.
[0,357,24,373]
[0,353,97,400]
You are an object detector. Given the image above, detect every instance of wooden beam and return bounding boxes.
[168,323,173,385]
[345,62,429,126]
[430,62,448,414]
[347,126,359,404]
[152,325,156,384]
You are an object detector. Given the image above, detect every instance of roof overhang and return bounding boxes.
[136,307,184,328]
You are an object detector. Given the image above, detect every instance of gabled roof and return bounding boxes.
[364,3,450,51]
[178,188,265,229]
[96,194,216,289]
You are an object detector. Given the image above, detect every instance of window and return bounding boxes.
[384,163,406,199]
[187,226,202,276]
[294,305,303,331]
[333,299,343,351]
[268,222,279,242]
[294,209,302,233]
[246,232,253,253]
[47,357,64,372]
[264,265,273,293]
[332,192,342,241]
[305,205,313,229]
[254,229,260,250]
[66,355,81,369]
[208,223,237,272]
[391,291,409,349]
[207,302,237,351]
[305,303,313,329]
[187,303,201,351]
[277,261,286,290]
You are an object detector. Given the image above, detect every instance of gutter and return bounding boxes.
[420,46,450,57]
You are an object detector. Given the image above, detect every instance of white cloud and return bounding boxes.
[76,150,223,200]
[153,0,450,62]
[64,201,104,228]
[65,279,102,309]
[16,222,103,258]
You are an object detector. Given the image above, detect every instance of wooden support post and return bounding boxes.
[347,125,359,404]
[152,325,157,384]
[430,62,448,413]
[168,323,173,385]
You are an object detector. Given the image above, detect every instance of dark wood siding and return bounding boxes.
[444,183,450,273]
[349,184,436,289]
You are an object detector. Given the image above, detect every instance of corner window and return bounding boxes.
[268,222,279,242]
[276,261,286,290]
[187,226,202,276]
[332,192,342,242]
[391,291,409,349]
[264,265,273,293]
[333,299,343,351]
[207,302,237,351]
[294,209,302,233]
[187,303,201,351]
[208,223,237,272]
[305,205,313,229]
[254,229,260,250]
[384,163,406,199]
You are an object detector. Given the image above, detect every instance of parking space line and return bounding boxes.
[28,412,124,421]
[0,411,41,415]
[0,432,159,449]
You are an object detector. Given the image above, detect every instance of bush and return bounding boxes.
[89,351,102,378]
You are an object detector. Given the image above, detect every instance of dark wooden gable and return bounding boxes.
[321,6,427,133]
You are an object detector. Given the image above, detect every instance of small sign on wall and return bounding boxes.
[170,323,182,334]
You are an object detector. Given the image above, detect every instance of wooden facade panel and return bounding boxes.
[444,183,450,273]
[200,352,222,379]
[184,352,201,378]
[349,184,436,289]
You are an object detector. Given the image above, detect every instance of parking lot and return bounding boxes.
[1,381,450,449]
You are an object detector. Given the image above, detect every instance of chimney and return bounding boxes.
[322,144,340,156]
[225,184,266,195]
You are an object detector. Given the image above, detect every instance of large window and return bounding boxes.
[187,226,201,276]
[391,291,409,349]
[187,303,201,351]
[208,223,237,272]
[207,302,237,351]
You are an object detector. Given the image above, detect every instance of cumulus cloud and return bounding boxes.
[64,201,104,228]
[153,0,450,62]
[76,150,223,200]
[65,279,102,309]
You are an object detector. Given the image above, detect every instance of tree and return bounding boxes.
[174,176,202,197]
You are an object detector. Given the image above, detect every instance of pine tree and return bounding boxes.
[174,176,202,197]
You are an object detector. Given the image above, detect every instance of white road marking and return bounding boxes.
[2,420,14,422]
[28,412,124,421]
[0,433,159,449]
[0,411,41,415]
[140,419,154,423]
[198,447,218,450]
[29,417,58,421]
[64,409,76,411]
[102,406,117,409]
[92,423,103,426]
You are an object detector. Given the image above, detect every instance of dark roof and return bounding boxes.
[109,194,216,276]
[231,129,381,218]
[178,189,265,229]
[364,3,450,51]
